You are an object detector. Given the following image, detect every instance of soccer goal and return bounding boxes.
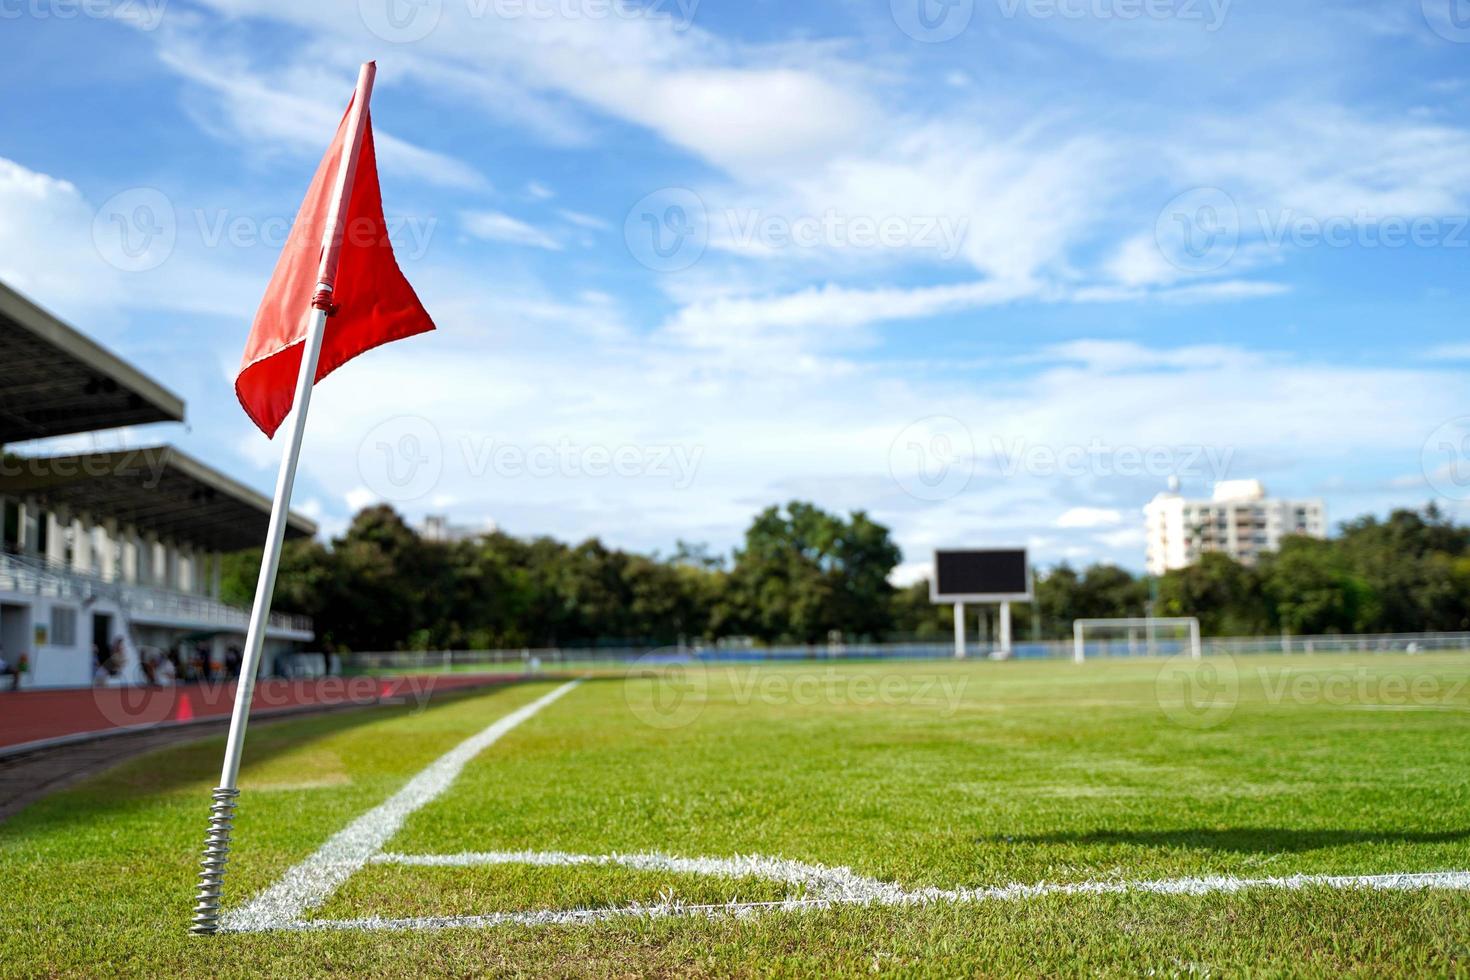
[1072,617,1201,663]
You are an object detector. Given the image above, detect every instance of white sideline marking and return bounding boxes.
[221,680,582,933]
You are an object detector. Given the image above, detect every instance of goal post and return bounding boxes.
[1072,617,1201,663]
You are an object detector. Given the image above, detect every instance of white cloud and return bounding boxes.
[460,210,562,250]
[1057,507,1123,529]
[890,560,931,587]
[1104,233,1182,288]
[0,156,262,326]
[344,487,376,512]
[659,278,1039,369]
[1157,108,1470,249]
[1070,279,1290,305]
[557,208,609,231]
[0,158,98,305]
[152,35,486,190]
[1096,527,1147,550]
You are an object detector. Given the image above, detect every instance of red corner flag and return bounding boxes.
[194,63,441,937]
[235,64,434,437]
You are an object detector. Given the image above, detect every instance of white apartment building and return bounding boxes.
[1144,479,1326,575]
[418,514,496,544]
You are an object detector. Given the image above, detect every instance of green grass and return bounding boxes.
[4,654,1470,976]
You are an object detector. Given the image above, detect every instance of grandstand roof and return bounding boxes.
[0,281,185,443]
[0,446,317,552]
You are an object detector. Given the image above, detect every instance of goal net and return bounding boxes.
[1072,617,1201,663]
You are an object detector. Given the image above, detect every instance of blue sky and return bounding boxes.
[2,0,1469,578]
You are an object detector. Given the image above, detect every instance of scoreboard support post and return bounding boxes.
[954,602,966,658]
[999,600,1012,655]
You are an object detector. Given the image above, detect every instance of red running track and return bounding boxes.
[0,674,525,752]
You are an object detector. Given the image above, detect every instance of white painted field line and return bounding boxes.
[371,849,913,904]
[254,858,1470,933]
[277,898,836,932]
[220,680,582,933]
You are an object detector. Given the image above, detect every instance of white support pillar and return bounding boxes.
[122,525,141,584]
[953,601,966,659]
[210,552,223,599]
[17,498,33,553]
[142,532,160,586]
[45,509,67,567]
[180,544,195,593]
[99,518,119,582]
[71,515,92,575]
[998,601,1012,656]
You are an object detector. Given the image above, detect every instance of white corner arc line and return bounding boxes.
[221,680,582,933]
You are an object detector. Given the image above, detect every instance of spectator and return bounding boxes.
[0,646,18,691]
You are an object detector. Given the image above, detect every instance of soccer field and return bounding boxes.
[5,654,1470,976]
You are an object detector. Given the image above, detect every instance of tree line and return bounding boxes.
[222,501,1470,652]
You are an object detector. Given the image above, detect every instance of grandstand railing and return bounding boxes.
[0,550,312,635]
[340,630,1470,672]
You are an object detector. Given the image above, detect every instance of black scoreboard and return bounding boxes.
[930,549,1031,602]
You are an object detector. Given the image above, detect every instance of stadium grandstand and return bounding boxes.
[0,280,316,689]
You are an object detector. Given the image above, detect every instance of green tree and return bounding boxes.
[1156,552,1269,636]
[726,502,901,643]
[1260,536,1377,635]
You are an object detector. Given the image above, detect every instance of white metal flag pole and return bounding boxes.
[191,61,377,936]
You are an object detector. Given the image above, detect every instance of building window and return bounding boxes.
[51,606,78,648]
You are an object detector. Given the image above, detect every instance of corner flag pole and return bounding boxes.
[191,61,377,937]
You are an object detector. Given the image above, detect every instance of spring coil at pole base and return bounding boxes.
[190,787,239,935]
